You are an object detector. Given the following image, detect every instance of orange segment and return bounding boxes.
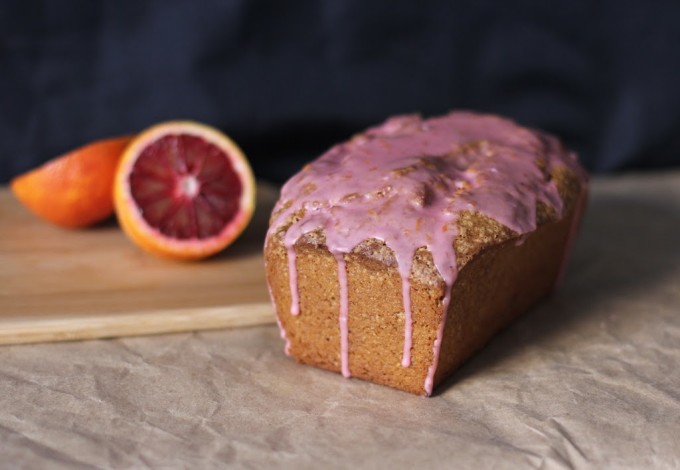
[114,121,256,260]
[10,136,132,228]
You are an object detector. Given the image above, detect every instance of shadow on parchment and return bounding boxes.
[436,191,680,395]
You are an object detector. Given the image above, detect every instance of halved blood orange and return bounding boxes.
[11,136,132,228]
[113,121,256,260]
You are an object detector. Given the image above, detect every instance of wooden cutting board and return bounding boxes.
[0,184,279,345]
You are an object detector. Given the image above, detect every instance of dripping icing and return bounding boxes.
[335,253,351,377]
[266,111,586,395]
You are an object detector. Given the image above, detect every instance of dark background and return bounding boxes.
[1,0,679,184]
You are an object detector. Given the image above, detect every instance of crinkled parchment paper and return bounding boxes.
[1,171,679,469]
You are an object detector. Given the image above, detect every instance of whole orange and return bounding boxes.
[11,136,132,228]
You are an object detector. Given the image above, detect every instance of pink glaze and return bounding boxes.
[286,245,300,315]
[266,111,587,395]
[335,254,351,377]
[424,289,453,395]
[400,273,413,367]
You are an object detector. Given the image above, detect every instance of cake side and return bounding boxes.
[266,232,447,394]
[432,183,582,390]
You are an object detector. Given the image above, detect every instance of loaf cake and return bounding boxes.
[264,111,588,396]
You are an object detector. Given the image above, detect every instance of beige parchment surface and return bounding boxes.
[1,171,679,469]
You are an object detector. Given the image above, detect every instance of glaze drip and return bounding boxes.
[335,254,351,377]
[266,111,585,395]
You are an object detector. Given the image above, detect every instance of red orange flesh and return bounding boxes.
[114,121,256,260]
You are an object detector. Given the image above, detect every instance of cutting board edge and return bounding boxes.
[0,303,276,346]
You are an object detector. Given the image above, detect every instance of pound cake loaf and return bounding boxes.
[265,111,588,396]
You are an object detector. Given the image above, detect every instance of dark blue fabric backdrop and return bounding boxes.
[1,0,679,183]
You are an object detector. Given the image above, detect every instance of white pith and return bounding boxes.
[178,174,200,199]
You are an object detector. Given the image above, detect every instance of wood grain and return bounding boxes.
[0,183,279,345]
